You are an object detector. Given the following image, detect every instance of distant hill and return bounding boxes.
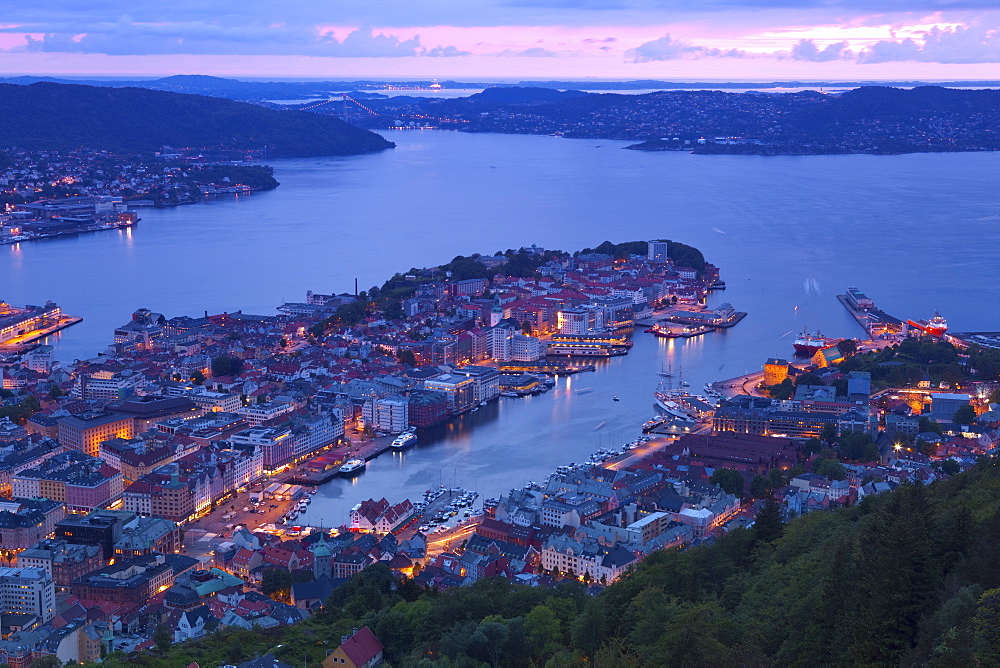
[0,82,394,156]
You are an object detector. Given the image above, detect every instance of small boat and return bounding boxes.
[309,488,317,495]
[612,396,620,402]
[338,459,366,476]
[391,433,418,449]
[480,401,488,407]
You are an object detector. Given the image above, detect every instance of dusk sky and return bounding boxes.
[2,0,999,80]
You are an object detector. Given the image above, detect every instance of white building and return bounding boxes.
[373,395,409,434]
[557,307,603,335]
[511,334,544,362]
[238,400,296,427]
[189,390,242,413]
[0,566,56,621]
[647,240,670,263]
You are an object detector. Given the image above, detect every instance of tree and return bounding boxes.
[522,320,533,335]
[750,475,770,499]
[397,349,417,367]
[803,437,823,456]
[940,459,961,476]
[975,588,1000,664]
[768,378,795,400]
[211,354,244,377]
[191,369,205,385]
[953,404,976,425]
[814,458,847,481]
[470,617,509,668]
[820,421,838,444]
[795,372,826,387]
[28,658,61,668]
[753,496,783,545]
[919,417,944,435]
[152,624,172,653]
[261,567,295,601]
[710,468,744,497]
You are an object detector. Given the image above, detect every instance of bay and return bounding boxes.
[3,129,999,524]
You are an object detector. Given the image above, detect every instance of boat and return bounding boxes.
[613,396,620,402]
[500,390,519,398]
[907,311,948,337]
[792,328,841,356]
[643,415,666,432]
[576,388,593,395]
[338,459,366,476]
[480,401,488,407]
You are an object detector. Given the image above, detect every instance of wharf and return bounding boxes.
[498,362,595,374]
[712,370,769,398]
[836,293,902,336]
[0,314,83,354]
[283,435,397,486]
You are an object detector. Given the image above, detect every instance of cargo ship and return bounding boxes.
[907,312,948,337]
[793,329,841,357]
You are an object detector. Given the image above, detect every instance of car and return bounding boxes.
[418,525,431,533]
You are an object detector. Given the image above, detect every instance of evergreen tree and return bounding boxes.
[753,496,783,545]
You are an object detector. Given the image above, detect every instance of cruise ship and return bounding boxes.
[391,432,418,449]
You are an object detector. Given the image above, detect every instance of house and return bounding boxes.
[323,626,384,668]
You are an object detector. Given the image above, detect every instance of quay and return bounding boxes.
[498,362,596,374]
[836,288,903,338]
[0,302,83,355]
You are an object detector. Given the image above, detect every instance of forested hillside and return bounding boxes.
[0,82,394,156]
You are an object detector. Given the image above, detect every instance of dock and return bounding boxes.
[0,314,83,355]
[836,292,903,337]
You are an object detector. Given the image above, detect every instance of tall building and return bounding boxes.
[647,240,670,263]
[0,566,56,621]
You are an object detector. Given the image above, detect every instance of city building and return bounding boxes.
[56,411,134,458]
[452,365,501,403]
[423,375,476,415]
[0,498,66,554]
[11,451,123,514]
[0,566,55,621]
[15,539,103,588]
[647,240,670,263]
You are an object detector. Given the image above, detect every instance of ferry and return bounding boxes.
[391,432,418,449]
[338,459,366,476]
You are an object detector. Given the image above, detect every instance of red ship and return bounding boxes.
[907,311,948,337]
[793,329,841,356]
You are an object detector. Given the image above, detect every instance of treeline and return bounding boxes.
[88,459,1000,667]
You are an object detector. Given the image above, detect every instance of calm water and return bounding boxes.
[3,130,999,524]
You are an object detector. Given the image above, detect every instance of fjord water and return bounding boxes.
[3,130,999,524]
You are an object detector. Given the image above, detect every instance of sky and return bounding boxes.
[1,1,999,80]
